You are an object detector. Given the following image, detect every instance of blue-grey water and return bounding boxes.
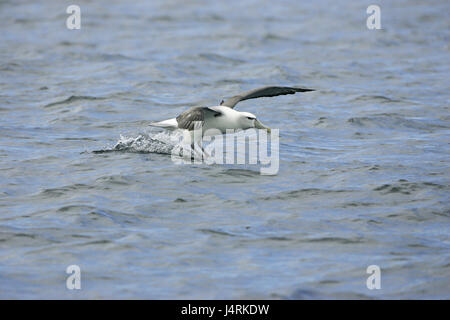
[1,0,449,299]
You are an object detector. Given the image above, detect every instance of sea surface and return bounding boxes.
[0,0,449,299]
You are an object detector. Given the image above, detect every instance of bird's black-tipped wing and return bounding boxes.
[176,107,222,131]
[220,86,315,109]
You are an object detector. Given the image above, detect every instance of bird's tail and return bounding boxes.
[149,118,178,130]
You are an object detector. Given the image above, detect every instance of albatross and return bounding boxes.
[150,85,315,151]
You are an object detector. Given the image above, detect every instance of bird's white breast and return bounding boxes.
[204,106,242,134]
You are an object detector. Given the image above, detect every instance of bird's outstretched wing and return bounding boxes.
[220,86,315,109]
[176,106,222,131]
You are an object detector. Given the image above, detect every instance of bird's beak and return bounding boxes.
[254,119,271,133]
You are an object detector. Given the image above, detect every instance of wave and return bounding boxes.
[349,95,404,104]
[347,113,449,131]
[196,53,245,65]
[373,180,447,195]
[260,188,354,201]
[43,95,105,108]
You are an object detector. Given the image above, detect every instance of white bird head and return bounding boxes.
[238,111,271,133]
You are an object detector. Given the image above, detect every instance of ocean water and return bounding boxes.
[0,0,449,299]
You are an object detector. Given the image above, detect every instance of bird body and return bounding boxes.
[150,86,314,149]
[193,106,260,134]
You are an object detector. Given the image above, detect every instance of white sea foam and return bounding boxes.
[96,131,185,154]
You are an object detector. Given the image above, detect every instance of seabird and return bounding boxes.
[150,86,314,152]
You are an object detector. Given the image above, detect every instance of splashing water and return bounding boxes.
[94,129,270,169]
[94,131,184,154]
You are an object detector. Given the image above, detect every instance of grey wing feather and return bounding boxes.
[220,86,315,109]
[176,107,222,131]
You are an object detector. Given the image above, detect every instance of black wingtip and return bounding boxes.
[294,87,315,92]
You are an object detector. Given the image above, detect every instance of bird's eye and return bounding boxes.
[247,117,255,120]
